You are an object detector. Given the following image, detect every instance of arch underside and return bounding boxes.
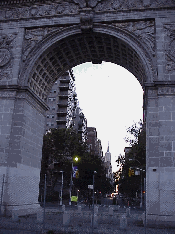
[28,32,146,102]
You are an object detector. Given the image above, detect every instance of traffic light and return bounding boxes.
[128,168,131,177]
[128,168,135,177]
[131,169,135,176]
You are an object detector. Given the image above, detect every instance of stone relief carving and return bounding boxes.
[112,20,155,56]
[94,0,175,11]
[147,88,157,97]
[22,27,64,61]
[73,0,101,8]
[0,91,16,98]
[0,33,17,82]
[158,87,175,95]
[150,0,175,8]
[0,0,175,21]
[164,24,175,72]
[0,1,79,20]
[95,0,143,11]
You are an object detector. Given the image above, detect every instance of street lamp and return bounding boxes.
[69,156,79,205]
[92,171,97,232]
[59,171,64,206]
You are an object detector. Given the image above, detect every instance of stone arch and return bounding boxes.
[20,23,155,102]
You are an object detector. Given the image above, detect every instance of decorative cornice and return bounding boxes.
[0,85,49,112]
[145,81,175,86]
[0,0,175,22]
[144,81,175,96]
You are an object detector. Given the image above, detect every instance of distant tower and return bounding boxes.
[104,142,113,182]
[105,142,111,162]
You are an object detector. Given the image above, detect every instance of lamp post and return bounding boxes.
[92,171,97,232]
[69,156,79,205]
[140,168,143,208]
[59,171,64,206]
[69,162,73,206]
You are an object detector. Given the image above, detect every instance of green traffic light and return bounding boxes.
[73,156,79,162]
[75,156,78,162]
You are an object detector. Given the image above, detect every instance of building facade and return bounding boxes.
[45,70,87,140]
[45,70,76,131]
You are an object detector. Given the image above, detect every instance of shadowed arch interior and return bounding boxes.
[28,32,146,101]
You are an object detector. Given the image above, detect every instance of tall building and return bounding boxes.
[86,127,103,158]
[104,142,113,182]
[86,127,97,155]
[45,70,87,140]
[96,139,103,158]
[45,70,75,131]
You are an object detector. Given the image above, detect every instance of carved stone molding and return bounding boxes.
[0,90,16,98]
[22,27,64,62]
[147,88,158,97]
[0,49,11,67]
[164,24,175,72]
[112,20,155,56]
[158,87,175,95]
[0,33,17,83]
[0,1,79,21]
[73,0,100,8]
[94,0,175,11]
[0,0,175,21]
[0,71,11,81]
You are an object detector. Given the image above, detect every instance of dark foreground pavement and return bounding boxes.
[1,205,175,234]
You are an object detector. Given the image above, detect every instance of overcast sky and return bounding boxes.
[72,62,143,172]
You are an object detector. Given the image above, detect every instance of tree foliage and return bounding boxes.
[114,120,146,198]
[39,128,114,201]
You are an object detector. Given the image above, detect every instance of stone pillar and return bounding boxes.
[0,87,48,216]
[146,83,175,225]
[145,85,159,222]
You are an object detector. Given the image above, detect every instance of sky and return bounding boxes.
[72,62,143,173]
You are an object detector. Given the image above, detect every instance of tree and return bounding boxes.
[39,128,87,201]
[114,120,146,198]
[39,127,113,201]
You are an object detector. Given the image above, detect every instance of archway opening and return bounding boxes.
[27,31,147,102]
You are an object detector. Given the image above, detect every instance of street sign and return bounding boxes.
[135,170,140,175]
[88,185,93,189]
[73,166,79,178]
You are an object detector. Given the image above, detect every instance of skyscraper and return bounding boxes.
[45,70,87,141]
[104,142,113,181]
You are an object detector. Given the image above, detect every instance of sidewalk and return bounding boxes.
[1,205,175,233]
